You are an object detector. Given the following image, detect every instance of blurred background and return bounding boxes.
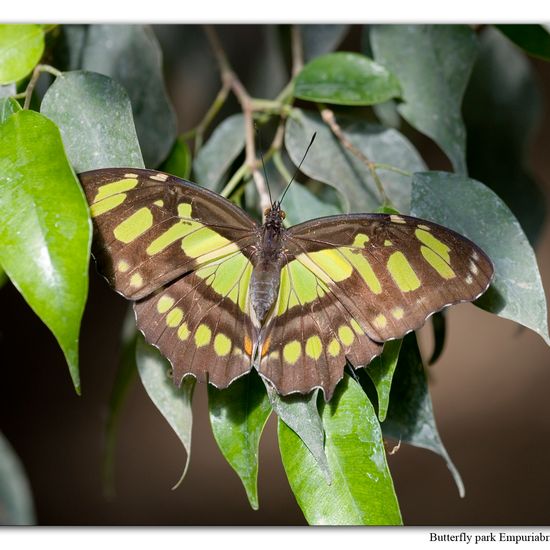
[0,24,549,525]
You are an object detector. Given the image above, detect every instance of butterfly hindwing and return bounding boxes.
[134,250,256,388]
[258,259,383,399]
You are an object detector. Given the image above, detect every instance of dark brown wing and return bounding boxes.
[258,212,493,399]
[79,167,259,300]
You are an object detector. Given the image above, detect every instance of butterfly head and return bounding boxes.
[263,200,286,230]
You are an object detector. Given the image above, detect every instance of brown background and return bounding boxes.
[0,25,549,525]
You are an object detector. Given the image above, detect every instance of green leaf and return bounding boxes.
[365,339,402,422]
[102,306,138,498]
[0,24,44,84]
[136,334,195,487]
[267,385,331,484]
[160,136,192,180]
[79,25,177,167]
[285,109,425,213]
[411,171,550,346]
[381,333,464,497]
[0,433,35,525]
[0,96,21,123]
[41,70,145,172]
[193,114,245,191]
[464,27,545,245]
[0,110,92,393]
[294,52,401,106]
[208,371,271,510]
[370,25,478,174]
[279,375,402,525]
[496,24,550,60]
[282,182,341,226]
[0,83,15,98]
[301,25,350,61]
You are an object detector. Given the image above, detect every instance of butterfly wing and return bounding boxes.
[79,167,260,388]
[258,213,493,399]
[80,168,258,300]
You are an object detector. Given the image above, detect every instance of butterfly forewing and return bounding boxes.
[284,213,493,343]
[80,168,258,300]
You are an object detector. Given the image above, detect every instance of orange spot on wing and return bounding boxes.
[244,336,253,356]
[261,336,271,358]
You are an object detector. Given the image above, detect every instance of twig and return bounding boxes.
[203,25,271,213]
[23,64,61,110]
[291,25,304,77]
[319,104,391,206]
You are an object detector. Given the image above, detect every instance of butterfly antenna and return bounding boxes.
[255,124,274,206]
[279,132,317,205]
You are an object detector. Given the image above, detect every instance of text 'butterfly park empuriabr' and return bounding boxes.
[79,143,494,401]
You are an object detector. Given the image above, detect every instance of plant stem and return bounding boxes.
[23,64,61,110]
[203,25,271,213]
[291,25,304,77]
[373,163,412,178]
[319,104,391,206]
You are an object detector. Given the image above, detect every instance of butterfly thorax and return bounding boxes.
[249,203,287,326]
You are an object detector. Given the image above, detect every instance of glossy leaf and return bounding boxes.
[411,171,550,346]
[0,24,44,84]
[0,83,15,98]
[208,371,271,510]
[0,110,92,393]
[160,136,192,180]
[41,70,145,172]
[266,385,331,483]
[301,25,350,61]
[370,25,478,174]
[496,24,550,60]
[0,433,35,525]
[381,333,464,497]
[0,97,20,123]
[103,307,138,497]
[285,109,425,213]
[79,25,177,167]
[282,182,341,226]
[193,114,245,191]
[294,52,401,106]
[136,334,195,487]
[464,27,545,245]
[365,339,402,422]
[279,375,402,525]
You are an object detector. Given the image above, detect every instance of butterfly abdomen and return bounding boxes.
[250,216,287,325]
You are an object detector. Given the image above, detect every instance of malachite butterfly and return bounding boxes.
[79,167,493,400]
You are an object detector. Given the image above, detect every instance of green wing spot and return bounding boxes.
[415,228,451,263]
[386,251,421,292]
[113,207,153,243]
[95,177,138,201]
[421,246,456,280]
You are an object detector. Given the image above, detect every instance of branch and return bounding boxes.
[291,25,304,77]
[319,104,391,206]
[203,25,271,213]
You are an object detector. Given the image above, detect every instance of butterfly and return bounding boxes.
[79,167,493,400]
